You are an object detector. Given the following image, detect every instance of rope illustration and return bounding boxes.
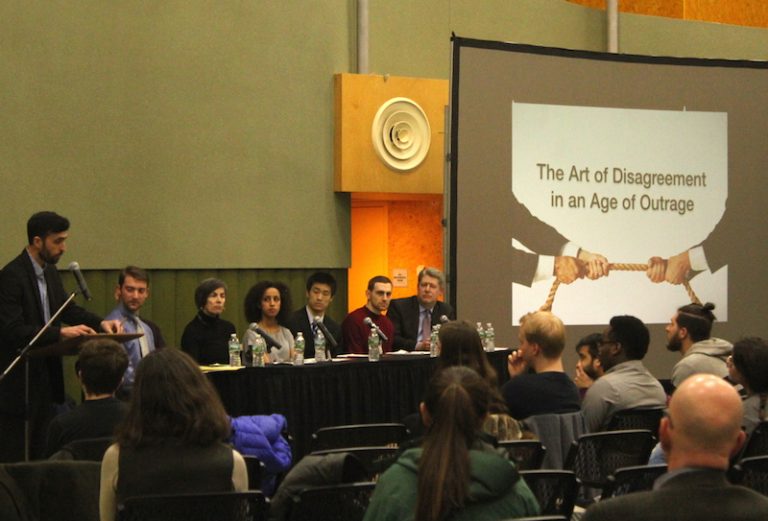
[539,262,701,312]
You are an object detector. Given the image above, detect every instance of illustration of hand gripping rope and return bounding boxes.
[539,262,701,312]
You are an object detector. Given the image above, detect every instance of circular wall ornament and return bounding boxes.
[371,97,431,172]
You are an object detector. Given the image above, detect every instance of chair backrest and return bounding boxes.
[738,421,768,461]
[519,470,578,518]
[501,517,568,521]
[522,411,587,469]
[286,481,376,521]
[310,423,409,452]
[243,456,265,490]
[56,437,114,461]
[498,440,547,470]
[605,408,664,439]
[730,455,768,496]
[309,447,399,480]
[564,429,656,489]
[601,464,668,498]
[117,491,268,521]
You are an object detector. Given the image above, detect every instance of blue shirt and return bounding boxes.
[105,302,157,390]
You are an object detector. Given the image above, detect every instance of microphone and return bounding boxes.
[248,323,282,350]
[313,316,338,349]
[439,315,450,324]
[363,316,388,342]
[68,262,92,301]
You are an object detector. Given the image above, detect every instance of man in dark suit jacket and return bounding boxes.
[582,373,768,521]
[387,267,456,351]
[287,272,342,358]
[0,211,121,462]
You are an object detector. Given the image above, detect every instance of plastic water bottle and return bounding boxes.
[314,327,327,362]
[476,322,486,349]
[485,322,495,351]
[252,334,266,367]
[429,325,440,357]
[294,332,305,366]
[228,333,241,367]
[368,328,381,361]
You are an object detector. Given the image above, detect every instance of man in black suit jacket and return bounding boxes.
[287,272,342,358]
[583,373,768,521]
[387,267,456,351]
[0,211,121,462]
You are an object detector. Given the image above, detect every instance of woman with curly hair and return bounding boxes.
[243,281,295,363]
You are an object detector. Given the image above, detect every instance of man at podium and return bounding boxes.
[0,211,121,462]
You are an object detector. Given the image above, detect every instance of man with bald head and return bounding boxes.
[583,374,768,521]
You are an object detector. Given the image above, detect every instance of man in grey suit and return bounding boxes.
[583,373,768,521]
[387,267,455,351]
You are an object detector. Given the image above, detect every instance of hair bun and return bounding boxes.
[703,302,716,311]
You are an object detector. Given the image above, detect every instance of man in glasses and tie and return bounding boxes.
[105,266,165,398]
[387,267,455,352]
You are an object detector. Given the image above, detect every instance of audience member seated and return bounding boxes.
[341,275,394,354]
[574,332,604,398]
[665,302,731,389]
[287,271,343,359]
[99,348,247,521]
[243,281,295,364]
[582,315,667,432]
[501,311,581,420]
[229,413,292,495]
[364,366,539,521]
[387,267,455,351]
[45,338,129,457]
[404,321,523,441]
[583,374,768,521]
[180,278,236,365]
[729,337,768,434]
[104,266,166,398]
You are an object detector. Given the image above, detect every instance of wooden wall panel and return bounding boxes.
[567,0,768,28]
[335,73,448,194]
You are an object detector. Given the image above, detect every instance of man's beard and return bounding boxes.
[39,248,61,265]
[666,335,683,352]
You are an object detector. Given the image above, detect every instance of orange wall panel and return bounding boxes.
[567,0,768,28]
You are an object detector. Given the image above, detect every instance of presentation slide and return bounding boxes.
[511,102,727,324]
[449,38,768,348]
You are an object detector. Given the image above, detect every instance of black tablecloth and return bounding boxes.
[208,349,510,458]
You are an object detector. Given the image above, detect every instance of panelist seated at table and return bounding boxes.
[287,271,343,359]
[341,275,394,355]
[243,281,295,364]
[181,278,236,365]
[387,267,455,352]
[100,348,248,521]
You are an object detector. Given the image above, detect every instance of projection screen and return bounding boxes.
[449,37,768,350]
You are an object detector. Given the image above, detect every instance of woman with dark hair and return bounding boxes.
[729,336,768,434]
[99,348,247,521]
[243,281,295,363]
[437,320,499,387]
[181,278,237,365]
[365,366,538,521]
[436,320,521,440]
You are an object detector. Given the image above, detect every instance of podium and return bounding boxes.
[26,333,143,358]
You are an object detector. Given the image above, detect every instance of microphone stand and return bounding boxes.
[0,290,78,461]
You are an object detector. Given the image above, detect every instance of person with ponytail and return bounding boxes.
[364,366,538,521]
[729,336,768,434]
